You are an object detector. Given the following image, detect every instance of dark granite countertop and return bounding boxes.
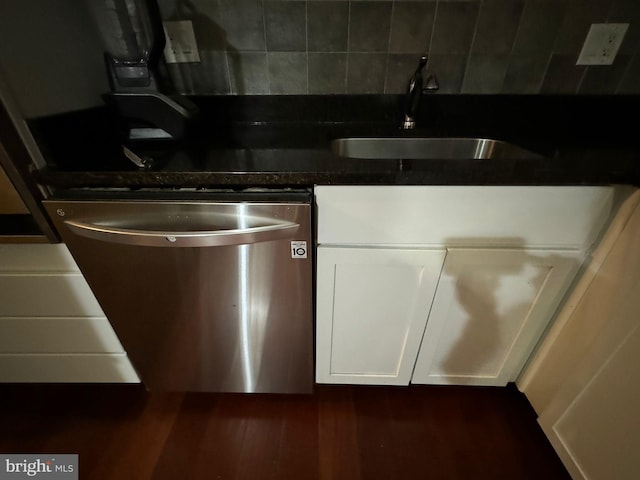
[28,95,640,194]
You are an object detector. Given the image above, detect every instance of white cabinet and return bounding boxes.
[411,248,580,386]
[315,185,619,387]
[316,246,445,385]
[518,189,640,480]
[317,186,615,248]
[0,243,139,383]
[541,325,640,480]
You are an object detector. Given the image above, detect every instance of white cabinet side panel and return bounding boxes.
[541,325,640,480]
[519,190,640,414]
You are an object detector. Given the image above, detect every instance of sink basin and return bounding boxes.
[331,137,543,160]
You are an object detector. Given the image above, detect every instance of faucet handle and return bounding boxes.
[423,72,439,92]
[414,55,438,92]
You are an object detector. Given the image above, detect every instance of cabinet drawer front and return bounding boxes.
[0,354,140,382]
[316,186,614,248]
[0,317,124,353]
[0,274,104,317]
[0,244,80,272]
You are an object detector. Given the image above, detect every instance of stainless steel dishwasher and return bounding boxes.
[43,195,313,393]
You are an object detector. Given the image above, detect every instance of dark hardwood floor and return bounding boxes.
[0,383,569,479]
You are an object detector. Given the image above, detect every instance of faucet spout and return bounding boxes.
[402,55,439,130]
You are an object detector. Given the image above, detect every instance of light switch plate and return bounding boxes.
[163,20,200,64]
[577,23,628,66]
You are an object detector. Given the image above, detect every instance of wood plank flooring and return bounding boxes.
[0,383,570,479]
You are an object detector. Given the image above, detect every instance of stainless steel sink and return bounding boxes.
[331,137,543,160]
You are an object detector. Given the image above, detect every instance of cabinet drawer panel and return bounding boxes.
[0,317,124,353]
[0,244,80,272]
[0,274,104,317]
[0,354,140,382]
[316,186,614,248]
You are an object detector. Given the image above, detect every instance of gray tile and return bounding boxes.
[389,2,436,54]
[430,1,480,55]
[553,0,612,55]
[540,54,585,93]
[157,0,226,51]
[425,54,467,93]
[607,0,640,56]
[218,0,265,51]
[158,0,217,20]
[308,53,347,93]
[471,0,524,55]
[156,0,177,19]
[617,53,640,93]
[347,53,387,93]
[385,54,425,93]
[166,64,188,93]
[512,0,568,56]
[308,2,349,52]
[160,0,640,96]
[265,1,306,51]
[502,54,549,93]
[349,2,393,52]
[166,51,231,94]
[462,54,509,93]
[579,55,630,94]
[228,52,269,94]
[268,52,308,94]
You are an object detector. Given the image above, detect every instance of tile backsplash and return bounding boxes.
[158,0,640,95]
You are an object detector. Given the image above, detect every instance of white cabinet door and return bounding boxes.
[519,190,640,480]
[412,248,580,386]
[539,324,640,480]
[316,246,445,385]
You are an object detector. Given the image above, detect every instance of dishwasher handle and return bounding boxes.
[64,218,300,247]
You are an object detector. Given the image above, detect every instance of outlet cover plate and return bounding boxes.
[163,20,200,64]
[577,23,628,66]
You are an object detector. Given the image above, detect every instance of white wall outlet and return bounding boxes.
[163,20,200,64]
[577,23,628,66]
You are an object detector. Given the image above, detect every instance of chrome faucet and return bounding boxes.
[402,55,439,130]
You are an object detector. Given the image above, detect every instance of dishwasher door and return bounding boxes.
[43,200,313,393]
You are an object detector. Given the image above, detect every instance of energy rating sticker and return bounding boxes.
[291,241,308,259]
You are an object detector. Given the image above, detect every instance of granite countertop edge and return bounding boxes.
[28,95,640,191]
